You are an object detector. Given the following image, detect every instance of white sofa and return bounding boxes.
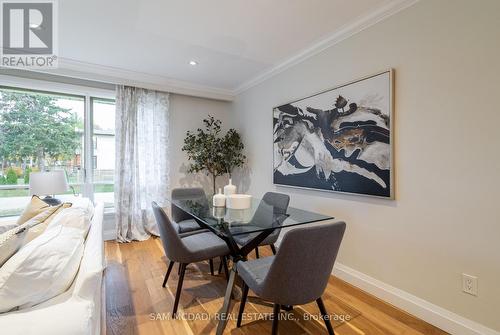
[0,201,105,335]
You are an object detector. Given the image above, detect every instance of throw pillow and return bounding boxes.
[24,203,72,245]
[0,222,17,234]
[16,195,51,225]
[0,225,28,267]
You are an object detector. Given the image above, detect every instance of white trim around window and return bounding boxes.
[0,74,115,99]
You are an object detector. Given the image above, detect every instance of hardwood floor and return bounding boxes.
[104,238,448,335]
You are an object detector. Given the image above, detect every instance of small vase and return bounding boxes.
[213,188,226,207]
[224,178,237,196]
[212,206,226,219]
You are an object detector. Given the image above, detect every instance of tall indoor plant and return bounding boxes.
[182,116,245,194]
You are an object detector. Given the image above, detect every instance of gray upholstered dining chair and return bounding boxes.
[171,187,208,235]
[235,221,346,335]
[232,192,290,257]
[152,201,231,315]
[172,187,224,275]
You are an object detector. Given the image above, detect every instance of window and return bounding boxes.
[0,83,115,217]
[92,98,115,208]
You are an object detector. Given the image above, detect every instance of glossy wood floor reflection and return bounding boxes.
[104,238,448,335]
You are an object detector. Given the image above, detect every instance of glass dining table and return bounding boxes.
[166,194,334,334]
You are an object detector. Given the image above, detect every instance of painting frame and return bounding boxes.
[272,69,395,199]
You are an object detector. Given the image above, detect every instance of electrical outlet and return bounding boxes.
[462,274,478,296]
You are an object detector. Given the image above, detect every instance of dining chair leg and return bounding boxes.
[255,246,260,259]
[173,263,187,316]
[209,259,214,276]
[162,260,175,288]
[237,283,249,327]
[177,262,181,275]
[270,244,277,255]
[222,256,230,281]
[272,303,280,335]
[316,297,334,335]
[218,257,223,274]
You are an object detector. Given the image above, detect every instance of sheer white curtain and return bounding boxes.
[115,86,170,242]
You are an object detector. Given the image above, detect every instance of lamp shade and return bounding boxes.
[29,171,69,196]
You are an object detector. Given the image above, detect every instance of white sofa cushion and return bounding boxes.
[0,297,96,335]
[46,207,92,236]
[73,203,104,301]
[68,197,95,221]
[0,207,61,267]
[0,208,89,313]
[0,200,103,335]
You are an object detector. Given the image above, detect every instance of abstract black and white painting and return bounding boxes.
[273,70,393,198]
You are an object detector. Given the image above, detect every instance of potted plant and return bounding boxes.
[182,116,245,194]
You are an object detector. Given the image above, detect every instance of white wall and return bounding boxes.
[232,0,500,332]
[169,94,233,194]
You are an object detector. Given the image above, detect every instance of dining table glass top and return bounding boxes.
[167,194,334,237]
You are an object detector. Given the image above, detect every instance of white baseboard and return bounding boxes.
[333,263,499,335]
[103,229,116,241]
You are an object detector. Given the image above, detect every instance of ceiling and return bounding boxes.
[53,0,413,99]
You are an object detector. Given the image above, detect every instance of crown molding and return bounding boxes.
[19,0,418,101]
[233,0,419,95]
[38,57,235,101]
